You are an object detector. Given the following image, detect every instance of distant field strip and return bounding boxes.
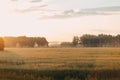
[0,48,120,70]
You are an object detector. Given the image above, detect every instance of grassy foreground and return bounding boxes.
[0,69,120,80]
[0,48,120,80]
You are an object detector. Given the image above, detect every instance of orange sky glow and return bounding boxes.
[0,0,120,42]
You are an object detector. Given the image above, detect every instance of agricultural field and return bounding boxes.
[0,48,120,80]
[0,48,120,70]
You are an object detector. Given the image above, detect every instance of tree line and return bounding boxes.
[0,34,120,50]
[72,34,120,47]
[3,36,48,48]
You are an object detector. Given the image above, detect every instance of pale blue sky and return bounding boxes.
[0,0,120,42]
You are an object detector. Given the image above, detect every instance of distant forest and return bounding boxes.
[3,36,48,48]
[61,34,120,47]
[1,34,120,48]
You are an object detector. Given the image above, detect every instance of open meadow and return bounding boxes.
[0,48,120,80]
[0,48,120,70]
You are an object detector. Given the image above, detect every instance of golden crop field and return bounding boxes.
[0,48,120,70]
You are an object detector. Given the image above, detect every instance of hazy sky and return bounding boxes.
[0,0,120,42]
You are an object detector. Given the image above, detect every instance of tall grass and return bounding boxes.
[0,69,120,80]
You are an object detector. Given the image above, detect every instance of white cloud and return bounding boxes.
[41,6,120,19]
[9,0,120,19]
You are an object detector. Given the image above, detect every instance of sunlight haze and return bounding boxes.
[0,0,120,42]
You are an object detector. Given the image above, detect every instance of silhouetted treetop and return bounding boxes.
[3,36,48,48]
[72,34,120,47]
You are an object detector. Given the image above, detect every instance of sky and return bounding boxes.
[0,0,120,42]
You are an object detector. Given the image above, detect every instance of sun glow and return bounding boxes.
[0,0,120,41]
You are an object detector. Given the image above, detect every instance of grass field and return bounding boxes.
[0,48,120,80]
[0,48,120,70]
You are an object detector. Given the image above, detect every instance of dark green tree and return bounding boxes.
[72,36,79,47]
[80,34,100,47]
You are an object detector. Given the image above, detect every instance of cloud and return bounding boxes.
[42,9,108,19]
[30,0,42,3]
[11,1,120,19]
[14,4,48,13]
[91,29,111,33]
[11,0,47,13]
[42,6,120,19]
[83,6,120,12]
[10,0,18,1]
[10,0,43,2]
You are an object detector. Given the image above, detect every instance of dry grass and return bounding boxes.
[0,48,120,80]
[0,48,120,70]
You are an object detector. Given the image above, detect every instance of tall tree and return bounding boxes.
[80,34,99,47]
[72,36,79,47]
